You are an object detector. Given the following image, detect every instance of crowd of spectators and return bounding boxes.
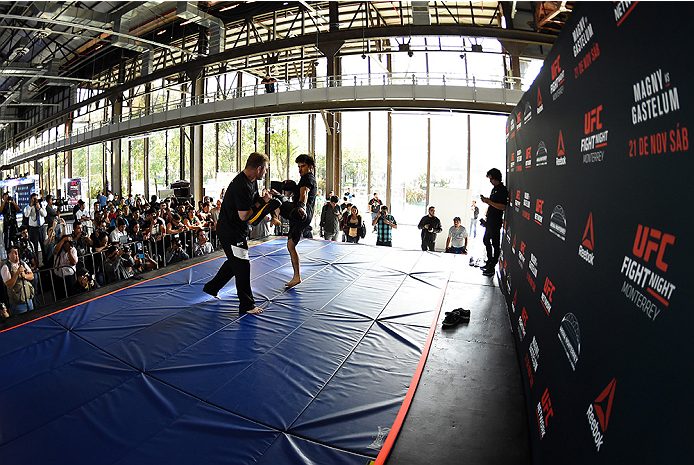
[1,191,222,318]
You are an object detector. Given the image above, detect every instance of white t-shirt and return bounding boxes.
[110,228,127,244]
[1,261,31,284]
[448,225,468,248]
[54,248,78,277]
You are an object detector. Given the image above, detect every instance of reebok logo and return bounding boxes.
[556,130,566,165]
[578,213,595,265]
[586,378,616,451]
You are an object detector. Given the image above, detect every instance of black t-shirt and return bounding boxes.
[369,198,383,213]
[486,182,508,228]
[297,172,317,223]
[217,171,257,240]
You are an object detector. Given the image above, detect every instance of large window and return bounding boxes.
[390,113,428,224]
[430,114,469,190]
[469,114,507,198]
[340,112,369,202]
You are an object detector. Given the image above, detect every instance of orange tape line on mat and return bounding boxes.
[373,272,450,465]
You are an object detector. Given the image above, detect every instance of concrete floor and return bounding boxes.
[386,235,530,465]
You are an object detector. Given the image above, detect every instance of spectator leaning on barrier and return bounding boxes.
[194,230,214,257]
[53,235,78,298]
[167,237,189,265]
[2,244,35,315]
[109,217,128,244]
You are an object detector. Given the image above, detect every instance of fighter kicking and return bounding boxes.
[278,154,317,287]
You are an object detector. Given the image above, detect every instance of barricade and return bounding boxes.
[6,227,220,313]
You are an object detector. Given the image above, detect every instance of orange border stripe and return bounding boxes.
[0,239,279,334]
[374,273,450,465]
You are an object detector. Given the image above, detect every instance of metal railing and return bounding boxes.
[4,72,522,163]
[3,227,220,316]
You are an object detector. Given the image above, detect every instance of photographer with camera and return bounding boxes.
[372,205,397,247]
[70,267,99,296]
[418,206,442,251]
[18,233,39,295]
[104,244,135,284]
[0,192,21,250]
[53,234,78,299]
[166,237,189,265]
[24,193,47,265]
[2,243,35,315]
[45,195,59,232]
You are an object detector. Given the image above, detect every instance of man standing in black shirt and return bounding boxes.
[203,152,279,314]
[279,154,317,287]
[418,206,443,251]
[480,168,508,276]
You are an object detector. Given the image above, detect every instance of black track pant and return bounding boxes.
[483,224,502,266]
[204,237,255,313]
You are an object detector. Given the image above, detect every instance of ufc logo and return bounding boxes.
[584,105,603,134]
[526,147,532,159]
[551,55,562,79]
[521,307,528,326]
[543,277,555,301]
[632,224,675,272]
[541,388,554,425]
[536,199,544,214]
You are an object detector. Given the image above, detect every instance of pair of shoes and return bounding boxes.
[442,308,471,327]
[482,268,495,277]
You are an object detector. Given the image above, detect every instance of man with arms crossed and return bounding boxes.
[203,152,281,314]
[279,154,317,287]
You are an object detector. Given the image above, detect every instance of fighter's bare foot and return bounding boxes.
[244,307,263,314]
[284,278,301,287]
[271,218,282,228]
[203,285,220,299]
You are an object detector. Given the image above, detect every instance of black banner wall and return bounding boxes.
[501,2,692,463]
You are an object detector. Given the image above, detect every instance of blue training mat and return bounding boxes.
[0,238,454,465]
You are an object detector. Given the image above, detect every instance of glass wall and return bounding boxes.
[390,113,428,224]
[430,114,469,190]
[340,112,369,203]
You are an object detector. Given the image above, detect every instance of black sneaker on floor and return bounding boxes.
[482,268,495,277]
[442,308,471,327]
